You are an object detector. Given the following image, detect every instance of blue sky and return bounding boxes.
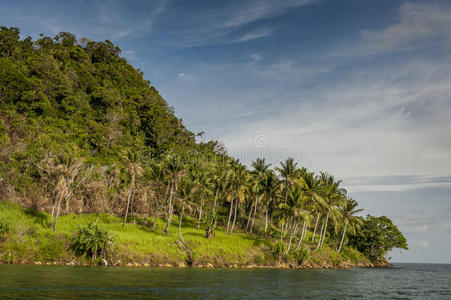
[1,0,451,263]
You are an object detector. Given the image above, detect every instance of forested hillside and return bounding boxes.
[0,27,407,267]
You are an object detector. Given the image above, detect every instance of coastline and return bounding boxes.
[5,260,391,269]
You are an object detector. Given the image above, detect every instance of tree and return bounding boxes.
[163,153,185,235]
[352,215,408,262]
[337,198,363,252]
[147,161,167,230]
[120,150,143,227]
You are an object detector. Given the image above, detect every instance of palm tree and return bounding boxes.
[337,198,363,252]
[163,153,185,235]
[258,170,280,236]
[316,173,345,249]
[120,150,143,227]
[38,152,85,231]
[247,158,270,233]
[281,186,310,254]
[177,176,195,244]
[276,158,298,204]
[225,161,247,234]
[206,157,229,238]
[147,161,167,230]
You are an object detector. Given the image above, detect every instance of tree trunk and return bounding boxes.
[311,213,320,242]
[122,172,135,227]
[52,195,63,231]
[164,183,174,235]
[250,196,258,234]
[230,199,238,233]
[264,206,269,235]
[316,219,325,250]
[178,206,185,244]
[48,202,56,228]
[320,212,329,246]
[296,221,307,250]
[337,222,348,252]
[246,200,254,232]
[227,199,234,234]
[197,198,204,229]
[285,222,298,254]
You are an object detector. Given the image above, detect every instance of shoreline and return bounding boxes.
[1,261,392,269]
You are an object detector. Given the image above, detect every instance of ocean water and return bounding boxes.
[0,263,450,299]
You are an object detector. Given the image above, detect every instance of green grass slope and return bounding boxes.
[0,201,370,268]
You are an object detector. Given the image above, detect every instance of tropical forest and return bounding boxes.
[0,27,408,268]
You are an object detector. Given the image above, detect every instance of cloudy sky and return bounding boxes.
[1,0,450,263]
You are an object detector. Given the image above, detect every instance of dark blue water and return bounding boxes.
[0,263,450,299]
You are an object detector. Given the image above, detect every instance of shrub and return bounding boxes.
[0,218,10,240]
[71,221,114,263]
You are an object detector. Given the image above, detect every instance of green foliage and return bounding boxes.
[0,217,10,240]
[71,221,114,263]
[352,215,408,262]
[291,246,309,264]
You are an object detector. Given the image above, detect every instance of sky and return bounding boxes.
[1,0,450,263]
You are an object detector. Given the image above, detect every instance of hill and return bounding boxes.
[0,27,407,267]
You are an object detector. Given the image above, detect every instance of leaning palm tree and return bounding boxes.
[247,158,271,233]
[276,158,298,204]
[38,152,85,231]
[163,152,185,235]
[147,161,167,230]
[177,176,195,244]
[259,169,280,235]
[337,197,363,252]
[120,150,144,227]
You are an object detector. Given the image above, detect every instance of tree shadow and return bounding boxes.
[24,208,48,227]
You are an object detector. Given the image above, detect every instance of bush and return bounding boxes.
[291,246,309,264]
[71,221,114,263]
[0,218,10,240]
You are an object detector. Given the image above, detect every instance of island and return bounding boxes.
[0,27,407,268]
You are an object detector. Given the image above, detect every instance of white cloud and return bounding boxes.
[361,2,451,51]
[413,240,429,247]
[177,73,185,77]
[223,0,317,29]
[236,29,271,42]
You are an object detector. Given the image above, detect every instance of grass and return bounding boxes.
[0,200,370,267]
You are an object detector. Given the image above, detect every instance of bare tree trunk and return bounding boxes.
[280,221,285,241]
[316,219,325,250]
[49,202,56,228]
[227,199,234,234]
[311,213,320,242]
[265,207,269,235]
[53,195,63,231]
[286,222,298,254]
[178,206,185,244]
[230,199,238,233]
[246,200,254,232]
[296,221,307,250]
[320,212,329,246]
[164,183,174,235]
[337,222,347,252]
[197,198,204,229]
[122,172,135,227]
[250,196,258,234]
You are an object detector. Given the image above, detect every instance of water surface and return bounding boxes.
[0,263,450,299]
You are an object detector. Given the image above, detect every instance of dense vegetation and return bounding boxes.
[0,27,407,266]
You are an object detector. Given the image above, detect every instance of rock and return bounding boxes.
[206,263,214,268]
[34,261,42,265]
[102,259,108,266]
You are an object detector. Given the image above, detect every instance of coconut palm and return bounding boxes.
[120,150,144,227]
[337,197,363,252]
[247,158,271,233]
[258,169,280,235]
[147,161,167,230]
[163,153,185,235]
